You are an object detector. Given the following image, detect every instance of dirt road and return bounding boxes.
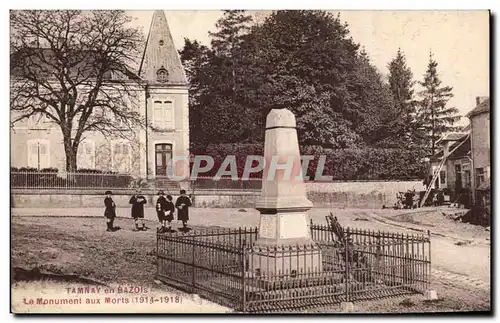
[12,206,491,289]
[11,212,490,313]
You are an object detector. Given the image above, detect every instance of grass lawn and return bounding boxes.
[11,216,490,313]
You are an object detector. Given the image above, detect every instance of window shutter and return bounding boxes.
[154,101,163,128]
[39,142,50,169]
[27,142,37,168]
[164,101,173,129]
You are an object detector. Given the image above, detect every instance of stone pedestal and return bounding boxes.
[249,245,323,276]
[252,108,322,276]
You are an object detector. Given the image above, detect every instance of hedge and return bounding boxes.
[190,144,427,181]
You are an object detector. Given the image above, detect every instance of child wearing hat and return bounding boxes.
[156,191,175,233]
[156,190,166,232]
[129,189,147,231]
[175,189,192,230]
[165,195,175,231]
[104,190,116,232]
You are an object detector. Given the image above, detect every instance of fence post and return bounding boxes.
[156,233,159,278]
[345,228,350,302]
[427,230,431,291]
[191,244,196,293]
[241,241,247,312]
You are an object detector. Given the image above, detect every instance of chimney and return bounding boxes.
[476,96,489,106]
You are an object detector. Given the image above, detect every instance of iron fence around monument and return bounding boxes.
[156,223,431,312]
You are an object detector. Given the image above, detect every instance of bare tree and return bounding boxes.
[10,10,147,172]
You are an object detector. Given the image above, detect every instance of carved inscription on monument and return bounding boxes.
[259,214,277,239]
[279,213,310,239]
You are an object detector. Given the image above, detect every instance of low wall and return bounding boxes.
[11,180,424,209]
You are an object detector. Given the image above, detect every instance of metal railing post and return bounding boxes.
[191,244,196,293]
[242,241,247,312]
[345,229,350,302]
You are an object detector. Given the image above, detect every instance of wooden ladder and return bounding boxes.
[420,134,470,208]
[420,157,446,207]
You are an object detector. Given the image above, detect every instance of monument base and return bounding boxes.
[255,210,314,242]
[251,209,322,276]
[249,244,323,277]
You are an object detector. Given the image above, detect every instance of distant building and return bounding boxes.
[428,130,471,203]
[466,96,490,205]
[427,96,490,206]
[10,11,190,179]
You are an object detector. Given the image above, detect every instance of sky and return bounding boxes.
[128,10,489,125]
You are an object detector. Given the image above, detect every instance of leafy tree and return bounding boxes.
[179,38,212,151]
[417,52,460,155]
[180,10,257,148]
[247,10,364,148]
[10,10,145,172]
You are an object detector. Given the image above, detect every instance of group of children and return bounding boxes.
[103,189,193,233]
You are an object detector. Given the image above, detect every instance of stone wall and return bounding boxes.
[11,180,424,209]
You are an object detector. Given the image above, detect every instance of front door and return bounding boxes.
[155,144,172,176]
[455,164,462,190]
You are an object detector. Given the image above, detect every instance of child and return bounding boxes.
[175,189,192,230]
[104,190,116,232]
[165,195,175,231]
[130,189,147,231]
[156,190,167,233]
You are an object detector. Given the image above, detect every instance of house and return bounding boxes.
[428,130,471,203]
[466,96,490,205]
[10,11,190,179]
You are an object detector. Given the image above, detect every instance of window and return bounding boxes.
[159,40,164,46]
[27,140,50,169]
[112,141,131,173]
[462,163,471,188]
[476,168,485,187]
[78,140,95,169]
[156,67,168,83]
[439,170,446,185]
[153,100,174,130]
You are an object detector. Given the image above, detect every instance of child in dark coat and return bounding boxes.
[156,190,167,232]
[130,189,147,231]
[165,195,175,231]
[175,189,192,229]
[156,191,175,233]
[104,190,116,232]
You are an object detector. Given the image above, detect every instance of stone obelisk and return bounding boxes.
[252,108,322,275]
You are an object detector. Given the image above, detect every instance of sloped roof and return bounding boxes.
[431,134,470,162]
[11,48,141,81]
[436,132,468,144]
[138,11,188,85]
[448,136,470,160]
[466,98,490,118]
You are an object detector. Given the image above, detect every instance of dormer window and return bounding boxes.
[159,40,164,46]
[156,67,168,83]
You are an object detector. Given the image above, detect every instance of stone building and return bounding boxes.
[466,96,490,204]
[10,11,190,179]
[428,96,490,205]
